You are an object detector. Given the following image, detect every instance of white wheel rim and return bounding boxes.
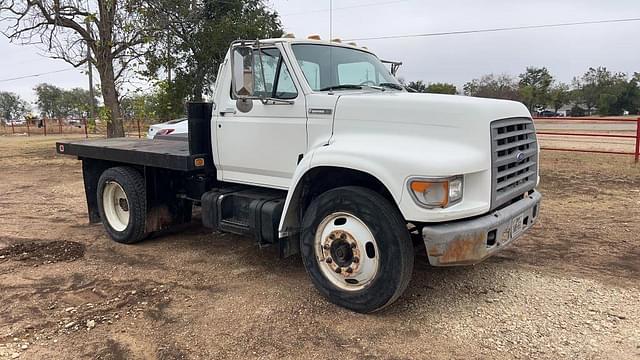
[102,181,130,232]
[314,212,380,291]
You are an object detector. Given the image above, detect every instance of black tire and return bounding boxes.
[97,166,147,244]
[300,186,414,313]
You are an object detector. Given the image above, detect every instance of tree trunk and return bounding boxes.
[94,0,124,138]
[97,58,124,138]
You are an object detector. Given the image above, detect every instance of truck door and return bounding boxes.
[215,45,307,189]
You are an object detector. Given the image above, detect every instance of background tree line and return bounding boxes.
[0,84,96,123]
[1,1,638,136]
[407,66,640,116]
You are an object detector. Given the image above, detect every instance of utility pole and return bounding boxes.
[166,30,172,83]
[329,0,333,40]
[86,21,95,124]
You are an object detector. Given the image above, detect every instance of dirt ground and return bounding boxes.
[0,135,639,360]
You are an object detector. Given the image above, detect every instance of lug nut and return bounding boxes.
[329,233,335,240]
[325,257,332,264]
[346,267,353,273]
[350,242,357,249]
[353,256,359,263]
[339,233,346,240]
[334,267,342,274]
[323,243,330,250]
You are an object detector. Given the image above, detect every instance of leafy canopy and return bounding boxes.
[0,92,29,121]
[143,0,283,107]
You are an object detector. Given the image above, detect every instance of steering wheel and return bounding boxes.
[359,80,377,86]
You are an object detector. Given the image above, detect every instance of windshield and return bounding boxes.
[291,44,401,91]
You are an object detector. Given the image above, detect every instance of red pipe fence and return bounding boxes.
[533,117,640,163]
[1,118,153,138]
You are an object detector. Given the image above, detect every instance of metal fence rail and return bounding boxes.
[0,118,153,138]
[533,117,640,162]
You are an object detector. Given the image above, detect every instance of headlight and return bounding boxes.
[408,176,464,208]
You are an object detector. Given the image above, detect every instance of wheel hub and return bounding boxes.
[330,239,354,267]
[321,230,361,275]
[118,198,129,212]
[315,212,379,291]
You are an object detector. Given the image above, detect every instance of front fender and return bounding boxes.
[278,132,493,236]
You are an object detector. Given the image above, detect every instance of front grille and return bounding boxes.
[490,118,538,210]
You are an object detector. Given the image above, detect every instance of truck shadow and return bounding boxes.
[94,219,519,315]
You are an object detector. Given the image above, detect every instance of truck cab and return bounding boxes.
[57,36,541,313]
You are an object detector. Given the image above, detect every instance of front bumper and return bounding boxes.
[422,190,541,266]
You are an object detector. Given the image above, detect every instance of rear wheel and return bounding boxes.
[97,167,147,244]
[301,186,414,313]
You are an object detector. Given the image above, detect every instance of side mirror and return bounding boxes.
[231,46,255,98]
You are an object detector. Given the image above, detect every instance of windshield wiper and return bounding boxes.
[319,84,363,91]
[378,82,404,90]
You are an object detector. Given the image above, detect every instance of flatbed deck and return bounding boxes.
[56,138,213,171]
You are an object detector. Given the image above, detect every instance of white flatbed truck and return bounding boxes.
[57,36,541,313]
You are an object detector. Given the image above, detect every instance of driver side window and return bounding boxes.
[251,48,298,100]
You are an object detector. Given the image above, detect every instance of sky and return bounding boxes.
[0,0,639,106]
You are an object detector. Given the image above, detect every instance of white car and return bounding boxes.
[146,117,187,139]
[8,119,26,126]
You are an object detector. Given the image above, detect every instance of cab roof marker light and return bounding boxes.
[347,42,357,46]
[331,38,342,43]
[307,34,321,40]
[282,33,296,38]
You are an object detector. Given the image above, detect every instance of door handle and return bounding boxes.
[219,109,236,116]
[308,108,333,115]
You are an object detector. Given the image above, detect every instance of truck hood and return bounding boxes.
[328,91,532,175]
[308,91,535,223]
[333,91,531,129]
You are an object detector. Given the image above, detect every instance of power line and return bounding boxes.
[1,57,50,68]
[281,0,409,16]
[0,68,77,83]
[346,17,640,41]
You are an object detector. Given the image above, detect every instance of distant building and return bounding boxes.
[541,103,593,117]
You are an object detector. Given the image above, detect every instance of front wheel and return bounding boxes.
[300,186,414,313]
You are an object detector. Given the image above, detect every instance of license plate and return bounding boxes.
[511,214,525,238]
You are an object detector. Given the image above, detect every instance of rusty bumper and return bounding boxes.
[422,190,541,266]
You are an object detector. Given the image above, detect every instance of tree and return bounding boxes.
[121,93,157,121]
[614,74,640,115]
[35,83,96,119]
[463,74,520,101]
[121,80,186,121]
[0,91,29,121]
[628,73,640,114]
[548,83,571,113]
[62,88,97,118]
[425,82,457,95]
[143,0,283,105]
[574,67,627,115]
[573,67,636,116]
[518,67,553,112]
[34,83,64,119]
[407,80,428,93]
[1,1,151,137]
